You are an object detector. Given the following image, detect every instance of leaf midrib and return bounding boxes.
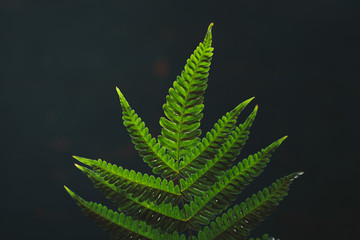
[211,180,290,240]
[93,163,181,196]
[176,49,206,164]
[127,107,178,173]
[183,153,269,221]
[181,124,246,193]
[179,109,238,172]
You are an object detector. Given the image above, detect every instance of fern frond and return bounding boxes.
[65,186,188,240]
[249,234,279,240]
[196,172,303,240]
[180,98,254,177]
[64,186,158,240]
[74,163,187,233]
[158,23,214,161]
[201,105,258,174]
[66,24,302,239]
[116,87,178,179]
[180,105,258,198]
[182,136,287,229]
[73,156,181,205]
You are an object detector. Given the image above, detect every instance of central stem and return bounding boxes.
[177,173,193,238]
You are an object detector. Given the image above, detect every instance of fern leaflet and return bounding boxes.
[116,87,178,179]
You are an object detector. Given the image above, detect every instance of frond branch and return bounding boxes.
[73,156,181,205]
[116,87,178,179]
[199,172,303,240]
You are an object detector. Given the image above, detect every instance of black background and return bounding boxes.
[1,0,359,239]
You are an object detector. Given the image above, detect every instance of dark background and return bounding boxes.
[1,0,359,239]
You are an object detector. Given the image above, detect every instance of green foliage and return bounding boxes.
[65,23,302,240]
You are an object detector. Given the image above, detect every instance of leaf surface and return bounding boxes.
[159,23,214,162]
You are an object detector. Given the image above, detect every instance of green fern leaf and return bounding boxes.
[64,186,188,240]
[181,105,258,198]
[74,163,187,233]
[180,97,254,177]
[73,156,181,205]
[182,136,287,228]
[158,23,214,161]
[196,172,303,240]
[116,87,178,179]
[65,23,302,240]
[64,186,159,239]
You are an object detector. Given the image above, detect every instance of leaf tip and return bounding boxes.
[74,163,87,173]
[204,22,214,42]
[64,185,74,196]
[273,135,288,147]
[280,135,288,142]
[115,86,123,97]
[248,104,258,119]
[233,97,255,115]
[72,155,94,166]
[244,96,255,105]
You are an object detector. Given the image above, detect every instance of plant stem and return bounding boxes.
[177,173,193,239]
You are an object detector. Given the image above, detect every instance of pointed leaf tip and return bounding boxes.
[116,87,124,98]
[243,97,255,106]
[232,97,255,115]
[74,163,88,172]
[204,23,214,41]
[248,104,258,119]
[279,135,288,143]
[72,155,95,166]
[272,135,288,148]
[265,135,288,155]
[64,185,75,197]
